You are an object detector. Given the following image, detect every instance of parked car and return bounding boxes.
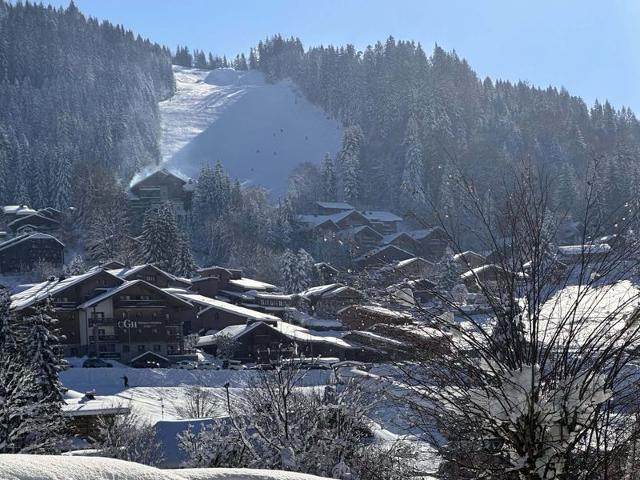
[82,358,113,368]
[175,360,197,370]
[222,359,246,370]
[249,363,277,370]
[197,361,219,370]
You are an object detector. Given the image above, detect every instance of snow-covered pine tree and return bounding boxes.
[338,125,363,204]
[296,248,314,292]
[320,152,337,201]
[21,300,66,401]
[280,249,297,294]
[63,255,86,276]
[173,233,198,278]
[141,203,181,273]
[400,114,428,211]
[53,153,72,210]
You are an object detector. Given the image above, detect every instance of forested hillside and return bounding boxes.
[0,0,174,215]
[256,35,640,228]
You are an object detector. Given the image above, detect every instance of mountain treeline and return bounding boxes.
[0,0,174,213]
[256,35,640,229]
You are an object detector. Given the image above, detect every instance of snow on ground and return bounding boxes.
[0,455,331,480]
[160,66,342,195]
[60,365,332,423]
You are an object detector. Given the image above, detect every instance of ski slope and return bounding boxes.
[160,66,343,196]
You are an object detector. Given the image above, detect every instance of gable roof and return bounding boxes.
[362,211,403,223]
[77,280,193,310]
[129,168,189,190]
[0,232,64,255]
[337,225,384,241]
[174,292,280,321]
[315,201,355,211]
[557,244,611,256]
[7,213,60,229]
[107,264,184,283]
[11,268,123,310]
[382,231,420,246]
[453,251,486,262]
[395,256,435,268]
[354,244,414,262]
[407,227,446,241]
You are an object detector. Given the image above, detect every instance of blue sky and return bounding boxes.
[44,0,640,112]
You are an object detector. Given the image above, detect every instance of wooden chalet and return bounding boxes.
[300,283,365,318]
[354,244,414,269]
[7,212,61,235]
[362,211,403,235]
[393,257,436,280]
[313,262,339,285]
[337,305,413,330]
[407,227,449,261]
[313,201,355,215]
[108,263,191,289]
[461,264,514,291]
[337,225,383,252]
[11,269,193,362]
[128,169,194,231]
[0,232,64,273]
[453,251,486,270]
[381,232,420,255]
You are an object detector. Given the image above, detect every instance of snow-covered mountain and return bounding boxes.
[160,66,343,195]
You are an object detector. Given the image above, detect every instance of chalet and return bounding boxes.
[461,264,513,291]
[381,232,420,255]
[354,244,414,269]
[406,227,449,261]
[314,201,355,215]
[557,243,612,265]
[313,262,339,285]
[453,251,486,270]
[337,225,383,252]
[362,211,403,235]
[189,266,280,300]
[337,305,413,330]
[297,210,370,233]
[387,278,438,305]
[173,291,281,334]
[12,270,193,362]
[197,319,353,362]
[300,283,365,318]
[128,169,194,230]
[393,257,436,280]
[129,351,172,368]
[107,264,191,289]
[7,212,61,235]
[0,232,64,273]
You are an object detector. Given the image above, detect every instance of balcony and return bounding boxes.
[116,299,168,308]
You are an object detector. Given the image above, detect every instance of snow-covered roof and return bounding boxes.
[362,210,403,222]
[558,244,612,256]
[228,277,277,291]
[338,304,413,320]
[460,264,508,280]
[300,283,342,300]
[107,263,189,284]
[395,257,434,268]
[381,231,419,245]
[7,212,59,228]
[63,390,131,417]
[77,280,193,310]
[129,350,170,364]
[297,210,368,229]
[453,250,486,262]
[11,268,120,311]
[315,201,354,210]
[2,205,37,216]
[176,292,280,321]
[0,232,64,254]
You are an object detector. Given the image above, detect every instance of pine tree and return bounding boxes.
[400,114,427,211]
[320,153,337,201]
[141,203,181,273]
[173,233,198,278]
[339,125,363,204]
[21,301,66,401]
[53,153,72,210]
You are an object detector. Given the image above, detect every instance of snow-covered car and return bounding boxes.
[222,359,246,370]
[175,360,197,370]
[82,358,113,368]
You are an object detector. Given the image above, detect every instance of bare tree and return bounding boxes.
[174,386,219,419]
[398,160,640,479]
[179,360,414,478]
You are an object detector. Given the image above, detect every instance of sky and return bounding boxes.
[42,0,640,112]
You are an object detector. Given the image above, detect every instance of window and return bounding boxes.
[144,275,156,282]
[137,345,145,353]
[140,295,151,300]
[167,345,177,354]
[97,328,106,336]
[153,345,161,352]
[152,328,158,334]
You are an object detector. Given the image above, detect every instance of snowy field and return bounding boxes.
[159,66,343,195]
[0,455,332,480]
[61,365,332,423]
